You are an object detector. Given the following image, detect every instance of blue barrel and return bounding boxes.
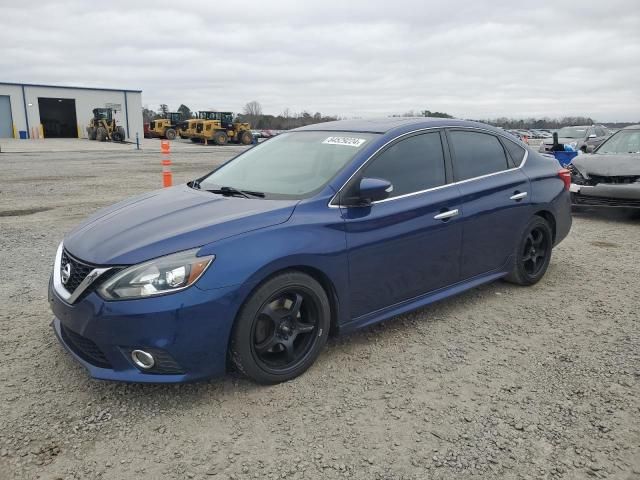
[19,130,27,139]
[553,151,578,166]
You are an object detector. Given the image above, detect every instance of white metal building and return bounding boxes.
[0,82,143,140]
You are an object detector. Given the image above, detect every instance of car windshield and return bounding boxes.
[557,127,587,138]
[197,131,379,199]
[595,130,640,154]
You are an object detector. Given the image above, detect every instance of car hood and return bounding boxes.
[64,185,298,265]
[571,153,640,177]
[542,137,582,145]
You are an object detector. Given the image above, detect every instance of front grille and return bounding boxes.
[59,250,120,301]
[572,193,640,208]
[588,175,640,185]
[61,325,112,368]
[60,250,93,293]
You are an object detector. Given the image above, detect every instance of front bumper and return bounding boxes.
[49,279,244,383]
[570,183,640,208]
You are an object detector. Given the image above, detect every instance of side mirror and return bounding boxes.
[353,177,393,205]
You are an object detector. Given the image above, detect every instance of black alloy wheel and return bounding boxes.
[505,216,553,285]
[229,271,330,384]
[522,227,549,277]
[252,290,318,369]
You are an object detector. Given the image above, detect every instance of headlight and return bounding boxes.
[98,249,214,300]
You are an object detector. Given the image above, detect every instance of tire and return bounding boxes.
[96,127,107,142]
[87,127,97,140]
[504,216,553,286]
[213,131,228,146]
[112,131,123,142]
[229,271,331,384]
[165,128,176,140]
[239,130,253,145]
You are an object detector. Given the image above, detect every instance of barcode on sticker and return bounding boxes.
[323,137,367,147]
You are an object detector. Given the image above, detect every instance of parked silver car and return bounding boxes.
[539,125,609,153]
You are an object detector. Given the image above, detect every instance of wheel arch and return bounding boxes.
[234,264,342,338]
[534,209,556,242]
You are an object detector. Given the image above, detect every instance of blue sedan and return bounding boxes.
[49,118,572,384]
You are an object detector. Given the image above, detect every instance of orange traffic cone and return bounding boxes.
[161,140,170,154]
[162,158,173,187]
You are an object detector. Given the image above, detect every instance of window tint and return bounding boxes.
[362,132,446,198]
[502,138,526,167]
[449,131,509,181]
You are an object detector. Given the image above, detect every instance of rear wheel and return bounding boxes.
[213,131,228,146]
[239,130,253,145]
[504,216,553,285]
[112,130,123,142]
[96,127,107,142]
[229,271,330,384]
[87,127,97,140]
[165,128,176,140]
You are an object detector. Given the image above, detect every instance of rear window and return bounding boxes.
[449,131,510,181]
[502,138,526,167]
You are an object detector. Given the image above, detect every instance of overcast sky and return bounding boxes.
[1,0,638,121]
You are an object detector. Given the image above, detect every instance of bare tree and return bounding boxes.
[243,100,263,117]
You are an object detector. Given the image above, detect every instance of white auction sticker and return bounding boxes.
[322,136,367,147]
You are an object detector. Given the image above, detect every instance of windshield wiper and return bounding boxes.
[206,186,265,198]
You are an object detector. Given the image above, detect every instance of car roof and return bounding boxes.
[292,117,506,135]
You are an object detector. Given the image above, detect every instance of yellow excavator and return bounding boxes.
[87,108,126,142]
[149,112,182,140]
[195,111,253,145]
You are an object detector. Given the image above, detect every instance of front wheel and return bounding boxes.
[239,130,253,145]
[165,128,176,140]
[229,271,330,384]
[504,216,553,286]
[213,131,228,146]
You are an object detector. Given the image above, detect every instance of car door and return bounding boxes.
[339,131,463,319]
[445,129,531,280]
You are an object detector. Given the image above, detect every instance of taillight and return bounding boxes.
[558,168,571,190]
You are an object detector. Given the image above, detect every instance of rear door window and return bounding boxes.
[362,132,447,198]
[449,131,510,181]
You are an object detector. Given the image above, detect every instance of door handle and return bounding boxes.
[434,209,459,220]
[510,191,528,201]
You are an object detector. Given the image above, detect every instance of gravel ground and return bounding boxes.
[0,144,638,480]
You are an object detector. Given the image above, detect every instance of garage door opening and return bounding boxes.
[0,95,13,138]
[38,98,78,138]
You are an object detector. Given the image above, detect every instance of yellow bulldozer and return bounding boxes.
[194,111,253,145]
[87,108,126,142]
[149,112,182,140]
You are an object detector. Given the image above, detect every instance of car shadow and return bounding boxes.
[56,281,502,406]
[572,207,640,224]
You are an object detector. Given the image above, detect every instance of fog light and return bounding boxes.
[131,349,155,369]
